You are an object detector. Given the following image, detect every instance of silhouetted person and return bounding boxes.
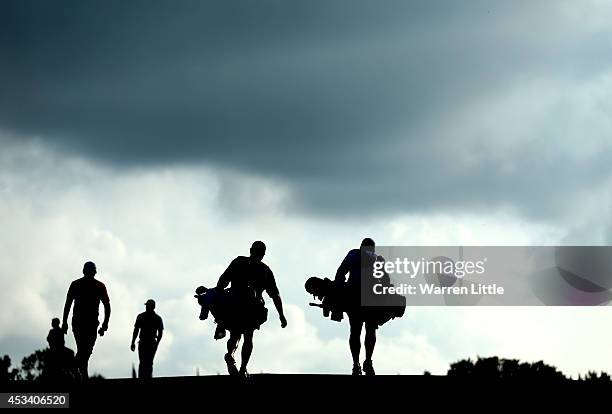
[131,299,164,378]
[47,318,64,351]
[217,241,287,378]
[336,238,378,376]
[62,261,111,380]
[47,318,76,380]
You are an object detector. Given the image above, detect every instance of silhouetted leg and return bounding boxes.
[348,313,363,367]
[138,344,145,378]
[73,332,84,378]
[138,342,155,378]
[239,329,254,374]
[73,323,97,380]
[137,342,145,378]
[150,342,158,377]
[364,322,377,361]
[363,322,377,376]
[227,331,241,357]
[225,330,241,375]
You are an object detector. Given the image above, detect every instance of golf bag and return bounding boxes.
[305,275,406,327]
[194,285,268,335]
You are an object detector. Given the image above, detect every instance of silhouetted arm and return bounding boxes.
[99,285,111,335]
[267,270,287,328]
[155,316,164,346]
[335,252,351,283]
[62,284,75,334]
[131,323,139,351]
[216,259,236,289]
[271,294,287,328]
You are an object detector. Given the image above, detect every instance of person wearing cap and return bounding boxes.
[62,261,111,380]
[131,299,164,378]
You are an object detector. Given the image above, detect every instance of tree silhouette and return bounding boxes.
[18,348,51,381]
[583,371,612,385]
[7,348,97,382]
[448,358,475,377]
[1,355,19,382]
[448,356,566,382]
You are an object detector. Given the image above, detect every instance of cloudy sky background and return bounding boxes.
[2,0,612,377]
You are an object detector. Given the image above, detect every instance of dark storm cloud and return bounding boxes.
[1,0,611,218]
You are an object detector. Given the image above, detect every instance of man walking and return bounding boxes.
[62,261,111,380]
[217,241,287,378]
[131,299,164,378]
[335,238,379,376]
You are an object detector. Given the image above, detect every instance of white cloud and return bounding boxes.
[1,139,611,378]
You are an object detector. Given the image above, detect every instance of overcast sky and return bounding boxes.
[2,0,612,378]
